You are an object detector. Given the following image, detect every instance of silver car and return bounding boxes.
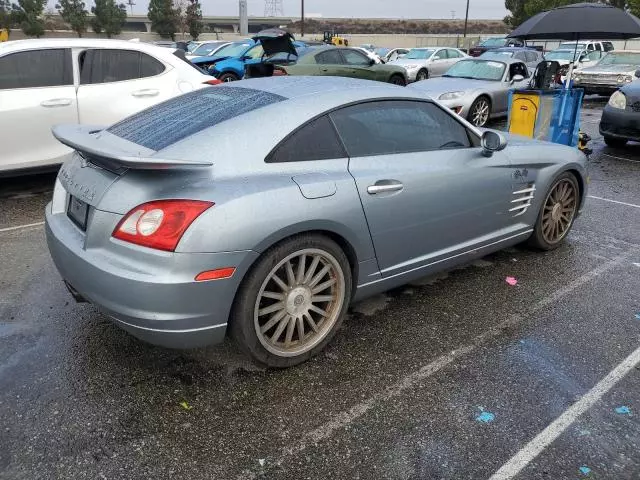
[389,47,467,82]
[573,50,640,95]
[480,47,544,71]
[409,57,531,127]
[45,77,587,368]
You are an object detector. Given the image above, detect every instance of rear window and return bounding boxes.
[108,86,286,151]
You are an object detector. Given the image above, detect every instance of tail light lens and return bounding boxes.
[113,200,214,252]
[203,79,222,85]
[273,67,288,76]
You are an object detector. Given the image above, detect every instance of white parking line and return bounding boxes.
[489,345,640,480]
[602,153,640,164]
[0,221,45,233]
[237,252,632,480]
[588,195,640,209]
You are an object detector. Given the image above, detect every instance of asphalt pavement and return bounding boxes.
[0,104,639,480]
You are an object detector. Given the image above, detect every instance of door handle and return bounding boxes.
[131,89,159,97]
[40,98,72,107]
[321,68,329,72]
[367,182,404,195]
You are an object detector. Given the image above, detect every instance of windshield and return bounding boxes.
[546,50,580,61]
[405,49,435,59]
[192,42,225,56]
[598,52,640,65]
[443,59,506,80]
[187,43,199,53]
[211,42,253,58]
[375,48,390,56]
[479,38,507,47]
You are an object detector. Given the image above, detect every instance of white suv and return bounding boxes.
[0,38,219,174]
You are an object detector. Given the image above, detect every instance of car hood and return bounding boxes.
[408,77,497,96]
[578,64,638,74]
[191,54,232,64]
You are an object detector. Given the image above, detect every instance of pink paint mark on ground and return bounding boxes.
[506,276,518,286]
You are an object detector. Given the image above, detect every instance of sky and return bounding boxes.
[120,0,509,20]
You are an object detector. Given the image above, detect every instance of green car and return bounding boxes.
[275,46,408,86]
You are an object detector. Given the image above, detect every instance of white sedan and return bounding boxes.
[0,38,219,174]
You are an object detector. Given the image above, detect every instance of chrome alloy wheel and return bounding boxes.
[541,178,578,244]
[471,98,490,126]
[254,248,346,357]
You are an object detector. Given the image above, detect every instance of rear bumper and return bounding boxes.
[599,106,640,142]
[45,203,259,349]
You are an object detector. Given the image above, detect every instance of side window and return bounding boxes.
[316,50,344,65]
[595,43,602,51]
[433,49,446,60]
[267,115,346,163]
[0,48,72,89]
[603,42,614,52]
[341,49,370,66]
[80,49,165,84]
[330,101,471,158]
[446,49,460,59]
[245,45,264,60]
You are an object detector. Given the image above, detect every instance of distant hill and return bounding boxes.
[286,18,509,35]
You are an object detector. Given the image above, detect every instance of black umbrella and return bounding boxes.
[507,2,640,40]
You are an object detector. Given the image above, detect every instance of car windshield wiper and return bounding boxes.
[442,75,475,79]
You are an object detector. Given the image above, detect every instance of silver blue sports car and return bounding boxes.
[45,77,588,368]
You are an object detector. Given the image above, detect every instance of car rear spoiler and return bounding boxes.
[52,125,212,171]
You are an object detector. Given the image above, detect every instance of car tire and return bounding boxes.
[219,72,240,82]
[389,74,407,86]
[468,96,491,127]
[230,234,352,368]
[527,172,580,251]
[416,69,429,81]
[604,135,627,148]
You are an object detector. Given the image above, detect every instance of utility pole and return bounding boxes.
[127,0,135,15]
[301,0,304,37]
[463,0,470,38]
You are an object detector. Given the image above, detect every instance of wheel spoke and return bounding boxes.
[309,305,329,317]
[312,295,334,303]
[260,309,287,334]
[271,273,289,292]
[303,255,321,284]
[544,203,554,211]
[304,313,319,333]
[270,316,290,343]
[296,316,305,343]
[296,254,306,284]
[312,278,336,294]
[262,291,285,301]
[285,260,296,288]
[258,302,285,317]
[309,264,331,288]
[284,316,295,346]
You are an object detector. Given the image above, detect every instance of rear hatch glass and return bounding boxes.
[107,86,286,151]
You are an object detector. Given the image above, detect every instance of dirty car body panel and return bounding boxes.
[45,77,588,350]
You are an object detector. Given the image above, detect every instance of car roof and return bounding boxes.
[491,47,538,52]
[0,38,175,56]
[149,77,433,169]
[457,56,522,65]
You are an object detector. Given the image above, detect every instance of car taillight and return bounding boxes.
[112,200,214,252]
[203,79,222,85]
[273,67,288,76]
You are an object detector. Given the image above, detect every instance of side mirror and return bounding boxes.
[511,74,525,84]
[481,131,507,157]
[241,55,251,61]
[635,69,640,79]
[369,58,376,66]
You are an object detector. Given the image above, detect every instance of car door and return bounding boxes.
[313,49,347,77]
[430,49,450,76]
[0,48,78,172]
[331,100,518,278]
[339,49,378,80]
[75,48,176,126]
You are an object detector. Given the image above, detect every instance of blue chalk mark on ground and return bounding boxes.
[476,411,495,423]
[615,406,631,415]
[520,340,526,344]
[579,465,591,475]
[635,313,640,320]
